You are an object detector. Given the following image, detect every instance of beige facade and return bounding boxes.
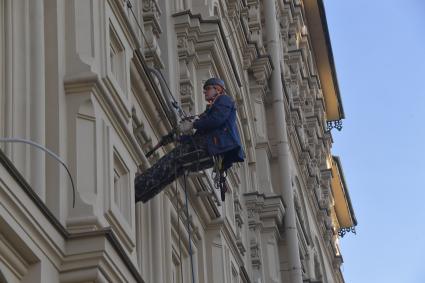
[0,0,356,282]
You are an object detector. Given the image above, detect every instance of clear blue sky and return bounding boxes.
[324,1,425,282]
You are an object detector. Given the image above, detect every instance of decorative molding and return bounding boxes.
[250,56,273,87]
[142,0,163,68]
[64,76,146,166]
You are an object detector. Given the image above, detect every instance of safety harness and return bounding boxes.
[212,155,228,201]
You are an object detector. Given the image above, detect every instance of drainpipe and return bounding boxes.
[263,1,303,283]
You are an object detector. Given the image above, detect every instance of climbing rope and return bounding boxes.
[183,171,196,283]
[174,136,198,283]
[123,3,229,280]
[173,165,184,283]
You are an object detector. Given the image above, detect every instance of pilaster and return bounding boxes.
[176,31,196,113]
[29,0,46,200]
[244,192,285,283]
[64,78,141,267]
[65,0,99,80]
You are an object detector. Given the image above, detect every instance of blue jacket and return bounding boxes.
[193,94,245,170]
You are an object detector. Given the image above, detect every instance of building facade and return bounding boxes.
[0,0,356,282]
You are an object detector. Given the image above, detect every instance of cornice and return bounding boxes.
[303,0,344,121]
[244,192,285,237]
[250,56,274,87]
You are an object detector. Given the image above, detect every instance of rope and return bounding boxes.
[172,137,198,283]
[183,171,196,283]
[174,165,184,283]
[126,0,154,55]
[124,4,209,280]
[126,0,188,122]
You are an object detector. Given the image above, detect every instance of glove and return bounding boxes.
[177,120,193,134]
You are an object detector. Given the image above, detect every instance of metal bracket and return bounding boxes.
[326,120,343,131]
[338,226,356,237]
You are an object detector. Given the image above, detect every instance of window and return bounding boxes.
[171,241,191,283]
[171,205,198,283]
[110,25,127,94]
[113,150,131,222]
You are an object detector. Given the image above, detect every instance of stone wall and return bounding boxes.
[0,1,348,282]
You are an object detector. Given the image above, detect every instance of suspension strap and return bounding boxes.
[212,155,227,201]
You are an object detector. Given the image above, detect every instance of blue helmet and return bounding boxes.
[203,78,225,90]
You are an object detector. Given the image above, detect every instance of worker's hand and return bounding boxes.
[177,120,193,134]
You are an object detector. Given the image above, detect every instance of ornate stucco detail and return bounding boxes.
[234,196,247,256]
[131,108,153,157]
[245,192,285,222]
[324,214,333,230]
[322,227,333,243]
[250,56,273,88]
[319,171,331,196]
[142,0,163,68]
[332,254,343,270]
[314,99,327,128]
[0,0,353,282]
[179,80,195,112]
[246,0,264,50]
[318,196,330,211]
[174,12,223,113]
[219,1,269,72]
[175,23,196,113]
[281,13,345,252]
[225,0,242,18]
[250,242,262,270]
[245,192,264,271]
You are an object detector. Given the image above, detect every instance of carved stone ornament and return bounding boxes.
[143,0,155,13]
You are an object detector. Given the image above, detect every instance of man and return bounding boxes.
[134,78,244,203]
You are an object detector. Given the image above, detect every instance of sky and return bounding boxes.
[323,1,425,282]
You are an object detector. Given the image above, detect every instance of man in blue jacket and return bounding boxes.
[135,78,244,203]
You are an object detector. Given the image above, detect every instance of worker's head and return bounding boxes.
[203,78,225,101]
